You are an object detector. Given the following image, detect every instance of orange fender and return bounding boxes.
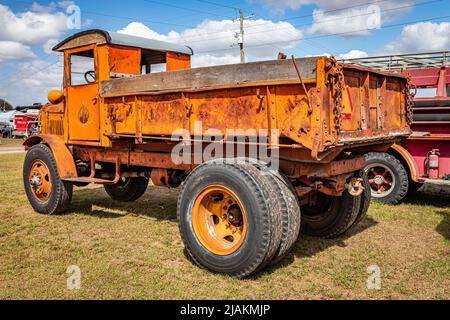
[391,144,421,182]
[23,135,78,179]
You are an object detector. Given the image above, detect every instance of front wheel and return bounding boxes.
[365,153,409,205]
[23,144,73,215]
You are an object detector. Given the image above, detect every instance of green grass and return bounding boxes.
[0,153,448,300]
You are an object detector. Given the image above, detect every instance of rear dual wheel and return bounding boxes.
[178,159,301,278]
[104,177,149,202]
[301,172,371,239]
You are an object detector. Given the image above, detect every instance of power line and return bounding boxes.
[151,0,443,43]
[195,14,450,55]
[0,58,62,86]
[245,0,442,35]
[142,0,235,20]
[191,0,420,36]
[196,0,241,11]
[138,0,416,42]
[85,11,196,29]
[178,0,439,45]
[6,0,432,41]
[156,0,244,21]
[5,0,441,44]
[275,0,403,21]
[3,0,198,29]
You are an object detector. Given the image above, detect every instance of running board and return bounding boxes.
[64,177,118,185]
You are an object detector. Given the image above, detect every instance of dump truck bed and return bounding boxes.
[97,56,412,161]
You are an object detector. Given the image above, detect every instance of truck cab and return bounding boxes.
[41,29,193,147]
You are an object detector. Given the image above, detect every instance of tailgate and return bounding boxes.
[336,64,412,145]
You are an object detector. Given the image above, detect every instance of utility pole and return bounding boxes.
[234,10,254,64]
[239,10,245,64]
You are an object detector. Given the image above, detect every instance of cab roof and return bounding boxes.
[52,29,193,56]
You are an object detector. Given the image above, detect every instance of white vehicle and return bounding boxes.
[0,111,23,138]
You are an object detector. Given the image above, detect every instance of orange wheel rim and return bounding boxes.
[29,160,52,202]
[192,185,247,256]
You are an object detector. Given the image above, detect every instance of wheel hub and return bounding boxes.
[192,186,247,256]
[374,175,385,185]
[366,164,395,197]
[29,160,52,201]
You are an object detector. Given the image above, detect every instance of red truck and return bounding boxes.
[13,105,41,138]
[348,51,450,204]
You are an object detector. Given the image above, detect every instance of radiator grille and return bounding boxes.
[46,119,64,136]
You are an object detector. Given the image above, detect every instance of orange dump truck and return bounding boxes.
[23,30,412,277]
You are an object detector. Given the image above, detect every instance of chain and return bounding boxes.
[327,57,345,135]
[405,76,416,126]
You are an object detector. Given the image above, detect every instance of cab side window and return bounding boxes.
[70,49,96,86]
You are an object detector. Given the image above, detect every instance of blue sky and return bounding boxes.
[0,0,449,105]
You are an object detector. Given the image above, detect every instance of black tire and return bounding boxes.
[23,144,73,215]
[347,171,371,234]
[245,160,301,264]
[104,177,149,202]
[365,153,409,205]
[177,159,282,278]
[301,187,362,239]
[271,174,302,264]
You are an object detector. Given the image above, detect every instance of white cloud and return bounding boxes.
[43,39,60,55]
[58,1,76,10]
[191,54,241,68]
[0,41,36,61]
[338,49,368,59]
[308,6,381,37]
[384,22,450,54]
[0,4,69,46]
[118,22,170,42]
[0,58,63,106]
[307,1,415,38]
[248,0,308,14]
[31,2,57,14]
[252,0,414,38]
[118,19,303,67]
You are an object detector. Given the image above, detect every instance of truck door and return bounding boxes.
[66,46,100,142]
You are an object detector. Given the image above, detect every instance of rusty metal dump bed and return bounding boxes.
[99,56,412,162]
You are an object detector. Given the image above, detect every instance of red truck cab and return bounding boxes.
[13,106,41,138]
[348,52,450,204]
